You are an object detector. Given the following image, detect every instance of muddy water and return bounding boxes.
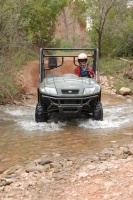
[0,94,133,170]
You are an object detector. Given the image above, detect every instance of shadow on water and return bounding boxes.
[0,98,133,170]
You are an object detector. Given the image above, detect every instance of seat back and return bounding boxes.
[48,57,57,69]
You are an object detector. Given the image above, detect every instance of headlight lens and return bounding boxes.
[40,87,57,95]
[83,87,95,95]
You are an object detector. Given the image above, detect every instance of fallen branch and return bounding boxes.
[120,58,133,64]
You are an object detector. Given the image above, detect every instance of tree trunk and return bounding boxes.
[72,17,76,47]
[62,8,69,42]
[98,31,102,58]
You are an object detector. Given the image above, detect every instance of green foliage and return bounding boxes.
[85,0,133,57]
[0,56,19,103]
[100,57,133,92]
[0,46,38,103]
[70,0,87,24]
[100,57,129,75]
[0,0,68,103]
[87,29,98,47]
[60,40,73,48]
[116,8,133,56]
[52,38,62,48]
[20,0,67,47]
[114,77,133,92]
[100,6,133,57]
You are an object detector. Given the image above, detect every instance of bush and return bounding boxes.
[0,47,38,104]
[59,40,73,48]
[100,57,133,93]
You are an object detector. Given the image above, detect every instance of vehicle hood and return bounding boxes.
[39,74,101,96]
[41,75,97,89]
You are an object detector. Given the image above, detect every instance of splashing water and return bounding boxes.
[17,120,66,132]
[0,103,133,131]
[79,104,131,129]
[78,118,129,129]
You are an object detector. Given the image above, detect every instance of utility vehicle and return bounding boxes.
[35,48,103,122]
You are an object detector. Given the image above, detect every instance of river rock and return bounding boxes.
[1,158,11,162]
[78,171,89,179]
[123,147,129,154]
[25,165,44,173]
[92,156,99,162]
[101,148,113,156]
[113,149,123,158]
[38,159,53,166]
[126,98,133,103]
[127,148,133,155]
[0,156,4,161]
[0,168,6,174]
[3,165,23,175]
[119,87,131,95]
[99,156,107,161]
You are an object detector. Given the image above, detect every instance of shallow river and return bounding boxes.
[0,94,133,170]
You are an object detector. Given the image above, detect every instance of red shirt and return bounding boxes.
[74,66,95,78]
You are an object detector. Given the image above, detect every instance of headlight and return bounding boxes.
[40,87,57,95]
[83,87,95,95]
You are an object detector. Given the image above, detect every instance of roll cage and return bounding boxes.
[39,48,100,83]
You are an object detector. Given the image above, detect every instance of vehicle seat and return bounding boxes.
[48,57,57,69]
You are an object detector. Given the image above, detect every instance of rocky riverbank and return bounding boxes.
[1,141,133,200]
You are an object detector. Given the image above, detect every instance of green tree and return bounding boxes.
[99,1,133,57]
[116,6,133,56]
[20,0,67,47]
[86,0,129,57]
[0,0,29,54]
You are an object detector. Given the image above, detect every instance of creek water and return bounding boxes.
[0,94,133,170]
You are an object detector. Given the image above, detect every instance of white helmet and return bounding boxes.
[78,53,88,68]
[78,53,87,60]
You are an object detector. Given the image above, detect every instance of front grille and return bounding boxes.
[62,107,78,112]
[60,99,81,105]
[61,89,79,94]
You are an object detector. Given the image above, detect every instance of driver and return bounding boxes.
[74,53,95,78]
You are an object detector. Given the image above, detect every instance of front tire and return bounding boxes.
[93,102,103,121]
[35,103,49,123]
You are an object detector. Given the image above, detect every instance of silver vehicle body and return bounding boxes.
[35,48,103,122]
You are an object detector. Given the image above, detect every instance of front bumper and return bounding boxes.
[41,94,100,115]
